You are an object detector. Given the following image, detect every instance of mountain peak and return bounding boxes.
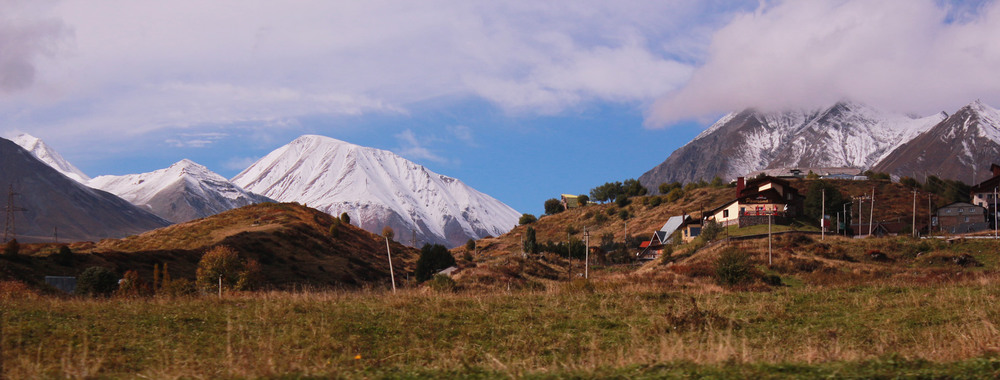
[232,134,521,248]
[9,133,92,183]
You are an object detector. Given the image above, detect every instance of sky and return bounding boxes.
[2,0,999,216]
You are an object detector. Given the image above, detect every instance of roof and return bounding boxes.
[560,194,579,199]
[971,175,1000,193]
[659,215,686,235]
[938,201,980,209]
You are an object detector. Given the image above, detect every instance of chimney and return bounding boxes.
[736,177,745,197]
[991,164,1000,177]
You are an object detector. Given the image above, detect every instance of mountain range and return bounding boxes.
[88,159,273,223]
[9,133,520,248]
[0,137,170,243]
[639,100,1000,190]
[232,135,521,248]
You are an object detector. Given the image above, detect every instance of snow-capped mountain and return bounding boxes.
[89,159,272,223]
[638,101,947,190]
[0,137,169,243]
[874,100,1000,184]
[10,133,91,183]
[231,135,521,248]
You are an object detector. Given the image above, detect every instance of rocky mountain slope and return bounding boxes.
[89,159,272,223]
[638,101,947,190]
[0,137,170,243]
[874,100,1000,184]
[232,135,521,248]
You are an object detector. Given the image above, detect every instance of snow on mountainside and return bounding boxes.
[231,135,521,248]
[874,100,1000,184]
[89,159,272,223]
[10,133,91,183]
[638,101,947,190]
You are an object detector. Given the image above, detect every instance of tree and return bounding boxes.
[659,182,682,195]
[590,181,623,203]
[523,226,538,255]
[414,244,456,282]
[116,270,152,298]
[55,245,73,266]
[465,238,476,252]
[339,212,351,224]
[3,239,18,256]
[195,246,261,292]
[577,194,589,206]
[544,198,565,215]
[710,176,726,188]
[714,248,756,287]
[622,178,648,198]
[381,226,395,240]
[803,181,845,223]
[700,220,723,242]
[899,176,920,189]
[75,266,118,297]
[518,213,537,225]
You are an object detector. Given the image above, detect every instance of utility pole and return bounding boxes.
[868,187,875,237]
[912,190,918,238]
[584,226,590,279]
[385,237,396,293]
[768,212,772,266]
[928,194,933,237]
[857,196,864,238]
[821,188,825,240]
[995,187,998,239]
[3,185,27,243]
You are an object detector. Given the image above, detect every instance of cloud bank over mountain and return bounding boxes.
[647,0,1000,127]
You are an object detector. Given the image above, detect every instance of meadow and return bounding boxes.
[3,271,1000,379]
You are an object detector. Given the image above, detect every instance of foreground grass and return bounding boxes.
[3,276,1000,379]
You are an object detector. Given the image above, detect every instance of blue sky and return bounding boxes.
[2,0,999,216]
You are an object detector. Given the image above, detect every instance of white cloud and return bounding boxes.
[0,1,67,94]
[646,0,1000,127]
[164,132,228,148]
[0,0,733,147]
[395,129,448,164]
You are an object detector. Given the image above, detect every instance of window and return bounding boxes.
[723,209,729,218]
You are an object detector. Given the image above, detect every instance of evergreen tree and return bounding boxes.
[523,226,538,255]
[414,244,456,282]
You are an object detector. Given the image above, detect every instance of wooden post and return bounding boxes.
[385,237,396,293]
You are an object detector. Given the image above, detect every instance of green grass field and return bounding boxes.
[4,276,1000,378]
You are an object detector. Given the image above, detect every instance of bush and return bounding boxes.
[116,270,152,298]
[54,245,73,266]
[465,239,476,251]
[594,213,607,223]
[75,266,119,297]
[700,220,723,242]
[618,209,630,220]
[427,274,457,292]
[649,196,662,207]
[381,225,395,240]
[714,248,756,287]
[615,195,631,207]
[544,198,565,215]
[195,246,262,292]
[339,212,351,224]
[160,278,196,297]
[414,244,456,282]
[518,213,537,225]
[3,239,18,256]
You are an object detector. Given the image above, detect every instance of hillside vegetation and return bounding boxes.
[0,202,416,290]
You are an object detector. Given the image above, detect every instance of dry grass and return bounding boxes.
[3,272,1000,378]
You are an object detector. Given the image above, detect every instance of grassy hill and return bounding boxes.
[0,202,417,290]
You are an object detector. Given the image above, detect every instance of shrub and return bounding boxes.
[3,239,18,256]
[339,212,351,224]
[594,213,608,223]
[518,213,537,225]
[160,278,196,297]
[700,220,723,242]
[75,266,119,297]
[649,196,662,207]
[618,209,630,220]
[465,239,476,251]
[414,244,456,282]
[427,274,457,292]
[714,248,755,287]
[195,246,262,292]
[544,198,565,215]
[54,245,73,266]
[116,270,152,298]
[615,195,631,207]
[381,226,395,240]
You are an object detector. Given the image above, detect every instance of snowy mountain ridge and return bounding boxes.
[89,159,271,223]
[639,100,955,189]
[10,133,91,183]
[232,134,521,248]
